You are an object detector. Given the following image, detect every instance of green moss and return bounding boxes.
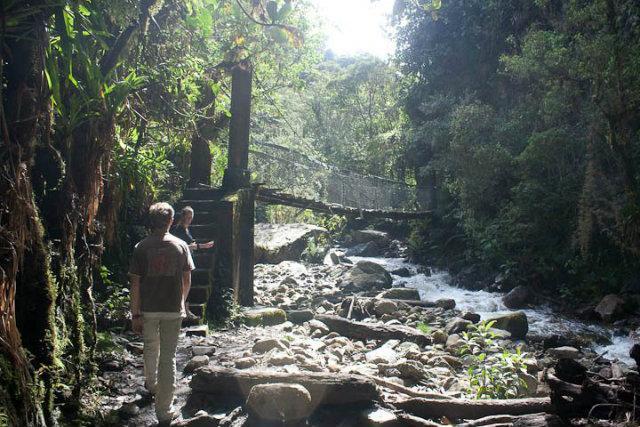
[241,308,287,327]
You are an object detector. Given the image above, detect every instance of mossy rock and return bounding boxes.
[242,308,287,327]
[485,311,528,339]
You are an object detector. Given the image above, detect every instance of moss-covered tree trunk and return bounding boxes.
[0,2,57,425]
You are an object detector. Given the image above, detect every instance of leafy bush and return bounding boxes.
[459,321,529,399]
[302,235,330,263]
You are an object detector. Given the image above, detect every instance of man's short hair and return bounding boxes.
[148,202,174,230]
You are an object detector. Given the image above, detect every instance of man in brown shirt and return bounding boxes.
[129,202,194,424]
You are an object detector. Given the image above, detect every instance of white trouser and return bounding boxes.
[142,315,182,421]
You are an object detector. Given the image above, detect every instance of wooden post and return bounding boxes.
[223,61,252,191]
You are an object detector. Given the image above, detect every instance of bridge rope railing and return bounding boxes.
[248,140,431,212]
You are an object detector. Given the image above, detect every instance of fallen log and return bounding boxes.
[457,413,564,427]
[315,314,431,346]
[395,397,555,421]
[396,413,444,427]
[190,367,379,407]
[365,375,453,400]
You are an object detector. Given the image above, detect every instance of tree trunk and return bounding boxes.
[1,2,56,425]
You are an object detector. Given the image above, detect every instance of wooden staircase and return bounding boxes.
[177,188,225,333]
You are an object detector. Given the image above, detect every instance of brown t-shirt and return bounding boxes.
[129,232,195,313]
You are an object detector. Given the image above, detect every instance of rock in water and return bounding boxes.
[351,229,391,247]
[485,311,529,339]
[594,294,626,322]
[630,343,640,367]
[342,260,392,291]
[346,241,381,257]
[254,223,329,264]
[246,383,313,424]
[502,285,532,309]
[378,288,420,300]
[390,267,412,277]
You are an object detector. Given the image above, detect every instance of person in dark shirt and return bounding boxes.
[170,206,213,251]
[170,206,213,321]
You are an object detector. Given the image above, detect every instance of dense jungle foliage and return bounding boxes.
[396,0,640,300]
[1,0,639,425]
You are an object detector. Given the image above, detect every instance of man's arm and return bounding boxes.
[182,270,191,310]
[130,274,142,316]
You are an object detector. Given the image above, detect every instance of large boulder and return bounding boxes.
[502,285,533,309]
[486,311,529,339]
[254,223,329,264]
[351,229,391,247]
[246,383,313,424]
[341,260,392,291]
[345,241,381,257]
[594,294,626,322]
[378,287,420,301]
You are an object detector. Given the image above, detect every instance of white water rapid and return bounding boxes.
[350,256,635,365]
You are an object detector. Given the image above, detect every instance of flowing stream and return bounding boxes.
[350,256,635,365]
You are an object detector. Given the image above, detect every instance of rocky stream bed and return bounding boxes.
[93,227,640,427]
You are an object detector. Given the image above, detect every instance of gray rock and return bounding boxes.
[254,223,329,263]
[374,300,399,316]
[366,343,399,364]
[126,342,144,355]
[172,414,221,427]
[267,352,297,366]
[485,311,529,339]
[235,357,257,369]
[346,241,381,257]
[308,319,330,336]
[446,318,472,335]
[378,288,420,300]
[192,346,216,356]
[461,311,481,323]
[323,249,343,266]
[595,294,627,322]
[119,402,140,418]
[547,346,580,360]
[342,260,392,291]
[435,299,456,310]
[351,229,391,246]
[360,407,399,426]
[432,330,448,345]
[287,310,314,325]
[252,339,287,354]
[184,355,210,373]
[246,383,313,423]
[390,267,412,277]
[503,285,533,309]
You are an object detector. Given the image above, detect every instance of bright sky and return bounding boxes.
[309,0,396,58]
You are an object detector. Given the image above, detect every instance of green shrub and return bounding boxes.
[458,320,528,399]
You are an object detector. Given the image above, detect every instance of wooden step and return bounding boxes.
[192,268,210,285]
[188,303,206,318]
[190,212,217,225]
[183,188,225,200]
[176,200,220,211]
[188,286,210,304]
[189,224,218,240]
[185,324,208,337]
